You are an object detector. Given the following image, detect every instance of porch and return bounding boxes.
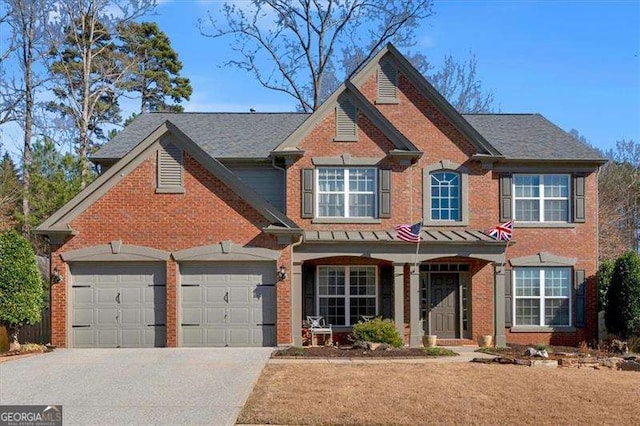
[290,229,509,347]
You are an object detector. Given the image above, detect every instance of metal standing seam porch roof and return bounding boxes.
[303,229,504,244]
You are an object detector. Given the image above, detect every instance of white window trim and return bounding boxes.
[512,268,572,327]
[512,174,571,223]
[315,168,378,219]
[316,265,378,327]
[430,171,461,222]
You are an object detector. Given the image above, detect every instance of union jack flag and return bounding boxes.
[395,222,422,243]
[487,221,513,242]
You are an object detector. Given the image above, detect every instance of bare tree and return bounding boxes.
[46,0,156,188]
[599,139,640,260]
[200,0,434,112]
[2,0,52,235]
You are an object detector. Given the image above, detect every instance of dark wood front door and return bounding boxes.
[430,273,459,338]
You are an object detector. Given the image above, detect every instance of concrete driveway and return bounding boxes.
[0,348,273,425]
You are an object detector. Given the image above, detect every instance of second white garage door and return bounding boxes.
[180,262,276,347]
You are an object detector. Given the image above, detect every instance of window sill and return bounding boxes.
[514,222,577,228]
[333,136,359,142]
[422,221,469,227]
[375,98,399,105]
[155,187,185,194]
[510,326,576,333]
[312,218,381,224]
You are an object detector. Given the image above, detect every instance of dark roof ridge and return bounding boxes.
[146,111,309,115]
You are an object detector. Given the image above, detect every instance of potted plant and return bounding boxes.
[423,335,437,348]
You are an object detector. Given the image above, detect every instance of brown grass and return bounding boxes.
[239,363,640,425]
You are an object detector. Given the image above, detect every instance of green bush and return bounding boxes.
[0,230,44,351]
[350,317,403,348]
[605,251,640,339]
[597,259,615,311]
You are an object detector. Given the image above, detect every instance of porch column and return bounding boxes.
[410,269,422,347]
[291,262,303,346]
[393,263,405,341]
[494,263,507,347]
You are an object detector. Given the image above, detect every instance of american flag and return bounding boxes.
[487,221,513,242]
[395,222,422,243]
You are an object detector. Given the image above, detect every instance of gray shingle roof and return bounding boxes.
[94,111,605,162]
[94,112,310,160]
[462,113,604,160]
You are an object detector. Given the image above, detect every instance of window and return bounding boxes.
[514,268,571,327]
[316,168,376,218]
[513,174,570,222]
[317,266,377,326]
[430,171,460,221]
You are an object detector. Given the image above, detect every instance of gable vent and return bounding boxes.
[377,61,397,102]
[336,99,357,140]
[158,143,183,189]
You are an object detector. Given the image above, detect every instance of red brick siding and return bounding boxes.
[51,149,291,347]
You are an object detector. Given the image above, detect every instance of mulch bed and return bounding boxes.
[480,343,602,360]
[273,346,456,358]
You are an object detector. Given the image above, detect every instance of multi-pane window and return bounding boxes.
[430,171,460,221]
[317,266,377,326]
[317,168,376,218]
[513,174,570,222]
[514,268,571,327]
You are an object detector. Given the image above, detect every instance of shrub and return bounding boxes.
[422,347,457,356]
[605,251,640,339]
[597,259,615,311]
[0,230,44,352]
[350,317,403,348]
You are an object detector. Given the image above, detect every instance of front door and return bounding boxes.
[429,273,459,338]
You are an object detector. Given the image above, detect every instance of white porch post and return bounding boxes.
[494,263,507,347]
[409,269,422,347]
[291,262,303,346]
[393,263,405,341]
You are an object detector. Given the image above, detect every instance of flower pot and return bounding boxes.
[477,335,493,348]
[423,335,437,348]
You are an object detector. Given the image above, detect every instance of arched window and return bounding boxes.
[430,171,460,221]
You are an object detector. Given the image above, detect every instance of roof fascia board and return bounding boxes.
[380,44,502,157]
[37,122,171,232]
[164,121,299,229]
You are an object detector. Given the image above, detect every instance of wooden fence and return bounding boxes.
[1,306,51,349]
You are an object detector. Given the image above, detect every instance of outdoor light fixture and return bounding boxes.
[278,265,287,281]
[52,267,63,284]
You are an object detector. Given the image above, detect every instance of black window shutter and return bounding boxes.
[379,265,393,319]
[574,269,586,327]
[573,175,586,223]
[301,168,314,218]
[379,169,392,218]
[500,174,513,222]
[505,269,512,328]
[302,264,316,318]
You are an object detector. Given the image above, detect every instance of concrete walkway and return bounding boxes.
[269,345,496,364]
[0,348,272,425]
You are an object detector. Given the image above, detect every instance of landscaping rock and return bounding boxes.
[530,360,558,368]
[609,339,629,355]
[619,360,640,372]
[524,347,549,358]
[515,359,532,366]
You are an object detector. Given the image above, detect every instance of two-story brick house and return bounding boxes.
[36,44,605,349]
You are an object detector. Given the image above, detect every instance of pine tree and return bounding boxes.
[118,22,192,112]
[0,152,21,231]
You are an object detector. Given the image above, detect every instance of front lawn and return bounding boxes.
[239,363,640,425]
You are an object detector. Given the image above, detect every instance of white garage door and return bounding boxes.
[70,262,166,348]
[180,262,276,347]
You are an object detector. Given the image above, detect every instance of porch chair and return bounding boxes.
[307,316,333,346]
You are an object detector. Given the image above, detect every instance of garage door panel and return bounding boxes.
[205,307,226,325]
[182,307,202,324]
[181,286,201,302]
[70,262,166,348]
[205,286,226,303]
[182,327,203,345]
[180,262,276,347]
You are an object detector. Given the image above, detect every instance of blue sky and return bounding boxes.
[147,0,639,152]
[1,0,639,156]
